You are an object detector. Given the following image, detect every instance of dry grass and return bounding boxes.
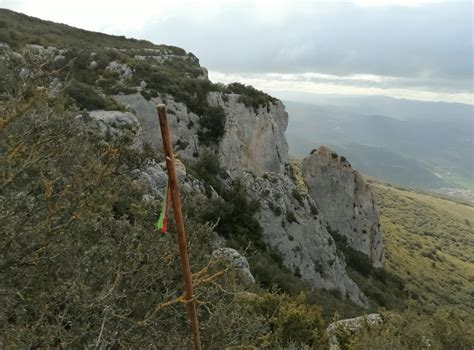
[371,182,474,318]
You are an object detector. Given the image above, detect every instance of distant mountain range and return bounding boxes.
[284,96,473,192]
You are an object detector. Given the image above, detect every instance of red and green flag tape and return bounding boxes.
[155,182,171,234]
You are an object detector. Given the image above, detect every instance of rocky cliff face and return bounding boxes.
[208,92,289,176]
[115,93,201,157]
[111,87,383,307]
[114,90,374,306]
[241,171,368,307]
[4,35,384,307]
[115,92,289,178]
[302,147,384,267]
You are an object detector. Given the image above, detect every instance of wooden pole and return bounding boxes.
[157,104,202,350]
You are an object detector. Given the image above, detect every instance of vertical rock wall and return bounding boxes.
[302,147,385,267]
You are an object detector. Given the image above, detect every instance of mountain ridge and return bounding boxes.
[284,98,474,195]
[0,8,384,305]
[1,9,473,348]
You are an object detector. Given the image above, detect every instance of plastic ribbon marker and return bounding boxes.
[155,182,171,233]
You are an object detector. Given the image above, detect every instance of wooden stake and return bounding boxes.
[157,104,202,350]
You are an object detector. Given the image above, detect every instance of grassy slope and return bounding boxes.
[371,181,474,318]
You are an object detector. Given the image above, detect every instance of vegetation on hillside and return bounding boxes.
[0,10,276,150]
[0,60,331,349]
[1,9,473,349]
[344,308,474,349]
[371,181,474,318]
[328,230,407,310]
[0,9,166,51]
[0,8,279,149]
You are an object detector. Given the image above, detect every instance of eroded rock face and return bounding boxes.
[115,92,289,178]
[112,91,377,307]
[302,147,384,267]
[208,92,289,177]
[87,110,140,142]
[115,93,201,159]
[241,171,368,308]
[132,162,207,199]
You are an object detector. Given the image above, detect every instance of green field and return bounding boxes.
[371,182,474,318]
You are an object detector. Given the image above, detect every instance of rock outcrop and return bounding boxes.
[133,162,208,199]
[208,92,289,176]
[242,171,368,307]
[302,147,384,267]
[87,110,140,142]
[212,248,255,287]
[115,93,201,156]
[115,92,289,177]
[43,44,383,306]
[114,92,372,306]
[106,61,133,81]
[326,313,383,350]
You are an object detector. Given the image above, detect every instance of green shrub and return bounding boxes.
[253,293,328,348]
[326,227,407,309]
[292,188,304,206]
[199,180,264,250]
[268,200,283,216]
[65,79,107,110]
[197,105,226,146]
[250,250,302,295]
[287,210,298,224]
[64,79,125,111]
[225,82,278,110]
[189,148,223,195]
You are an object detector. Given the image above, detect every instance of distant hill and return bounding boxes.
[320,143,449,189]
[285,98,474,191]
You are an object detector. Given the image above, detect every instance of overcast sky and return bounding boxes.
[2,0,473,104]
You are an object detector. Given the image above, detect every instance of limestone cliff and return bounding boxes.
[115,93,201,156]
[114,92,369,306]
[114,92,289,177]
[302,147,385,267]
[4,35,384,307]
[241,171,368,307]
[208,92,289,176]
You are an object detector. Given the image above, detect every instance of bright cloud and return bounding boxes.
[209,71,473,105]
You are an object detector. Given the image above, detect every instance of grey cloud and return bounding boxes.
[138,2,472,92]
[294,74,472,93]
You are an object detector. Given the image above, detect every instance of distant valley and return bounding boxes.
[284,96,473,201]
